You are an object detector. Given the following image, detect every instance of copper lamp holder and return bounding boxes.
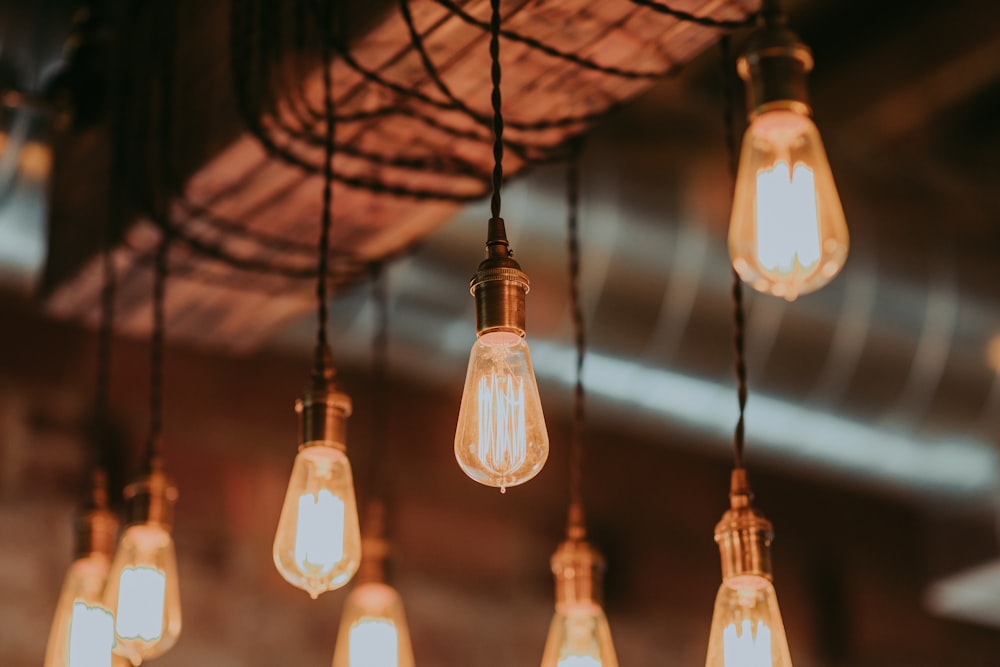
[297,345,352,449]
[124,456,178,530]
[470,218,530,337]
[737,3,814,119]
[74,469,119,559]
[357,500,390,586]
[552,534,605,608]
[714,468,774,580]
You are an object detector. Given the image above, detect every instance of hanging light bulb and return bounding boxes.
[705,469,793,667]
[540,527,618,667]
[727,1,848,301]
[455,217,548,492]
[44,471,119,667]
[103,459,182,663]
[332,503,415,667]
[274,353,362,598]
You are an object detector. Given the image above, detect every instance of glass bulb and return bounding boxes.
[332,582,415,667]
[705,574,792,667]
[728,109,848,301]
[44,554,116,667]
[455,331,548,491]
[274,443,362,597]
[540,601,618,667]
[103,524,182,663]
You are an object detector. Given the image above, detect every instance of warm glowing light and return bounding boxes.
[986,334,1000,374]
[755,162,819,274]
[455,331,548,491]
[333,582,415,667]
[116,566,167,641]
[103,524,182,662]
[723,619,772,667]
[295,489,346,574]
[68,601,115,667]
[274,444,361,598]
[540,603,618,667]
[45,556,116,667]
[558,656,602,667]
[348,618,399,666]
[477,372,527,475]
[729,109,848,301]
[705,575,791,667]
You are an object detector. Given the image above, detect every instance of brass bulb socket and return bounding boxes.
[356,500,390,585]
[738,20,814,119]
[74,506,119,560]
[714,468,774,580]
[124,468,178,530]
[357,534,390,586]
[470,217,530,336]
[473,278,527,336]
[552,538,605,608]
[297,371,352,448]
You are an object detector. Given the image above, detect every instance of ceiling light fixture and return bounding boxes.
[272,12,362,598]
[332,267,416,667]
[44,212,119,667]
[728,0,848,301]
[103,238,182,664]
[455,0,548,492]
[540,142,619,667]
[333,504,415,667]
[706,37,794,666]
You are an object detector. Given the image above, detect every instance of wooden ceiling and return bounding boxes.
[41,0,756,350]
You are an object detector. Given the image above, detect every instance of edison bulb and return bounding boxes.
[705,574,792,667]
[274,443,362,597]
[332,582,415,667]
[44,554,116,667]
[455,330,548,491]
[540,601,618,667]
[103,523,182,663]
[728,109,848,301]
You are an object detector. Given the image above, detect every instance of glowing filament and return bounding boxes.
[67,601,114,667]
[558,657,602,667]
[755,161,820,274]
[723,619,772,667]
[476,373,527,477]
[349,618,399,667]
[294,489,345,574]
[116,566,166,641]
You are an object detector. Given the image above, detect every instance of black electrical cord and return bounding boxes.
[488,0,504,221]
[565,138,587,532]
[719,34,748,471]
[314,0,336,372]
[629,0,756,29]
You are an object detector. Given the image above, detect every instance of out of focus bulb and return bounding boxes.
[706,470,792,667]
[455,330,548,491]
[103,468,182,663]
[45,475,119,667]
[705,575,791,667]
[104,523,182,662]
[541,601,617,667]
[540,537,618,667]
[274,444,362,597]
[44,555,116,667]
[332,582,415,667]
[729,109,847,301]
